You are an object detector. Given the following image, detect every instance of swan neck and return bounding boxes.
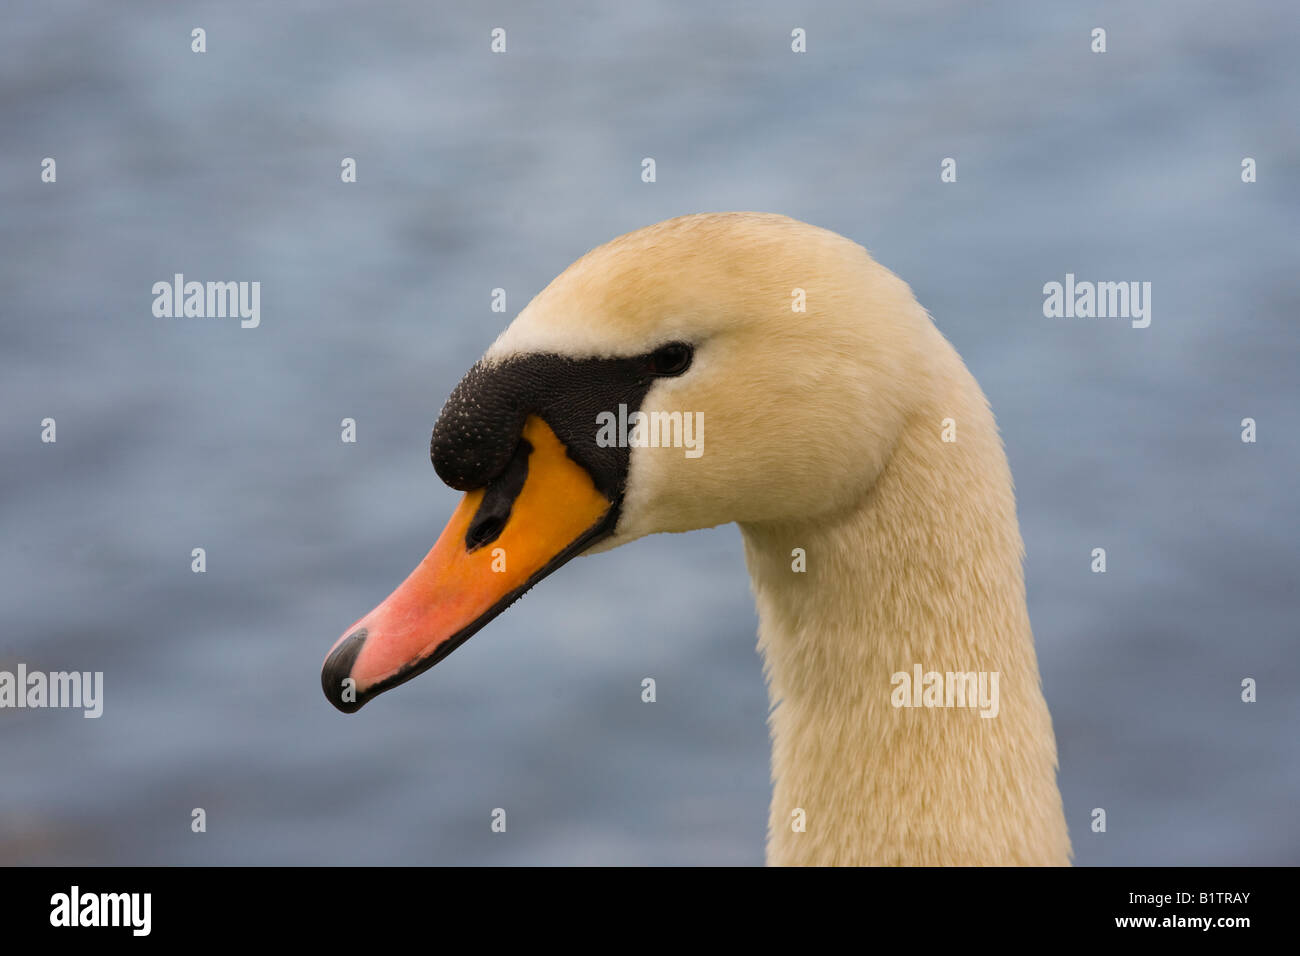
[739,390,1071,866]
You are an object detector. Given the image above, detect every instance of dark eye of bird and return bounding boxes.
[647,342,692,377]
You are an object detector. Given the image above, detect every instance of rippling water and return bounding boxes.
[1,0,1296,864]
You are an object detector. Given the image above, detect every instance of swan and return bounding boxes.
[321,212,1072,866]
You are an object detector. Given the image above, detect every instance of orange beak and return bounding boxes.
[321,415,613,712]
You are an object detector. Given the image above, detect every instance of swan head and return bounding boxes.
[322,212,935,712]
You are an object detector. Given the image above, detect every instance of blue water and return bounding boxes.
[2,0,1297,864]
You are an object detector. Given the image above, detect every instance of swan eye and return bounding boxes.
[646,342,693,377]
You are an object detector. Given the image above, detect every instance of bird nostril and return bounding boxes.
[461,436,532,552]
[466,514,504,550]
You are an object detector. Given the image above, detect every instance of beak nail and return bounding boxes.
[322,628,369,713]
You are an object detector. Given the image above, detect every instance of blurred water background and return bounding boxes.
[1,0,1297,864]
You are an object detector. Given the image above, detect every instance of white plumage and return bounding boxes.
[488,212,1071,865]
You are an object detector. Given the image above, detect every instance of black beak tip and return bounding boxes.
[321,628,370,714]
